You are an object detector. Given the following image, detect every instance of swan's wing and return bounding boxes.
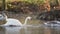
[3,18,22,26]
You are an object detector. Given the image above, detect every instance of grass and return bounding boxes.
[6,0,45,4]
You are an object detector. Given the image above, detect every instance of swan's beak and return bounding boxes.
[30,17,32,20]
[29,18,32,20]
[27,16,32,20]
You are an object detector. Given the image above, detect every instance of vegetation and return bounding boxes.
[0,0,60,21]
[6,1,39,14]
[0,0,48,13]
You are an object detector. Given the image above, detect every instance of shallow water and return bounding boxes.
[0,25,60,34]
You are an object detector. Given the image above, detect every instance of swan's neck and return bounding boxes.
[2,13,7,21]
[23,18,28,25]
[5,15,8,21]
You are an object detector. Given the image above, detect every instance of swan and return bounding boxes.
[44,21,60,26]
[0,13,32,27]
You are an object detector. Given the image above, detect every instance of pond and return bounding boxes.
[0,25,60,34]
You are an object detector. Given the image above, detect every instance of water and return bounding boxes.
[0,25,60,34]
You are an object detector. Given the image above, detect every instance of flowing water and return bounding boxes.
[0,25,60,34]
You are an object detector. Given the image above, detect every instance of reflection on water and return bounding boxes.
[5,27,22,34]
[0,25,60,34]
[0,27,5,34]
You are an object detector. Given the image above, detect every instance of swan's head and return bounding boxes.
[0,14,4,20]
[26,16,32,20]
[0,14,7,20]
[0,14,7,25]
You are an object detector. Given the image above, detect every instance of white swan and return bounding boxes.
[44,21,60,26]
[0,13,32,27]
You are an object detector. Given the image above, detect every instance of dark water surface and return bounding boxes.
[0,25,60,34]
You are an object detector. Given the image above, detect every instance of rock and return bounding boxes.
[37,10,60,21]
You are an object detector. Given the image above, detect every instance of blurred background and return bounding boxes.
[0,0,60,24]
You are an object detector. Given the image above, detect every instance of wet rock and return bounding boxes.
[37,10,60,21]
